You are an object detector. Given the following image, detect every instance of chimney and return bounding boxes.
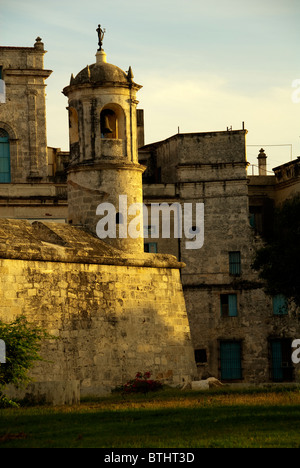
[258,148,267,175]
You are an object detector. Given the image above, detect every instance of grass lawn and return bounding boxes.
[0,386,299,448]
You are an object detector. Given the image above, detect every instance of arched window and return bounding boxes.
[69,107,79,144]
[99,104,126,140]
[0,129,11,183]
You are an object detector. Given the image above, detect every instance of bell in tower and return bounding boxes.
[102,115,113,135]
[100,109,115,138]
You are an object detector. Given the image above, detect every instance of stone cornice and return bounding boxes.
[5,69,52,78]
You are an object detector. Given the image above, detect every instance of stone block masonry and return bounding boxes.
[0,219,196,396]
[0,41,52,182]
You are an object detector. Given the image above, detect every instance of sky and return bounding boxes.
[0,0,300,172]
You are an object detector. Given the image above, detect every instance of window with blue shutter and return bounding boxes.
[0,129,11,183]
[144,242,157,253]
[221,294,238,317]
[273,295,288,315]
[143,225,157,237]
[271,341,283,381]
[270,339,293,382]
[220,341,242,380]
[249,213,256,228]
[249,206,263,233]
[229,251,241,276]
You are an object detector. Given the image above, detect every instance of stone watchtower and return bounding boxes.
[63,29,145,253]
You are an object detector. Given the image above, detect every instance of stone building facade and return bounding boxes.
[139,132,300,383]
[0,35,299,395]
[0,37,197,399]
[0,40,68,222]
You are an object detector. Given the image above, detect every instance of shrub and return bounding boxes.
[114,372,163,394]
[0,391,19,408]
[0,315,56,406]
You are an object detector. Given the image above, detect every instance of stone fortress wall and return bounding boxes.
[0,219,196,397]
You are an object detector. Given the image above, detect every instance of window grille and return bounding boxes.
[144,242,157,253]
[220,294,238,317]
[270,339,294,382]
[0,129,8,139]
[0,128,11,182]
[229,251,241,276]
[220,341,242,380]
[272,295,288,315]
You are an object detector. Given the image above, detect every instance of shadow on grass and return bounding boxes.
[0,400,300,448]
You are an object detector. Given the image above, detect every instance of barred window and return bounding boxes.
[144,242,157,253]
[220,294,238,317]
[270,339,293,382]
[273,295,288,316]
[220,341,242,380]
[229,251,241,276]
[0,129,10,183]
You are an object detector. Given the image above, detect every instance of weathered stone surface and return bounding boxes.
[0,219,196,396]
[141,131,300,384]
[6,381,80,406]
[0,42,68,222]
[0,43,52,183]
[0,219,184,268]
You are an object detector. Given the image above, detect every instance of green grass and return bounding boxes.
[0,386,300,448]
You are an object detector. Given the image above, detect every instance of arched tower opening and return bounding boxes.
[69,107,79,145]
[100,104,125,140]
[68,106,80,162]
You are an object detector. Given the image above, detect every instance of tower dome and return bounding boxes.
[65,50,142,90]
[71,62,128,87]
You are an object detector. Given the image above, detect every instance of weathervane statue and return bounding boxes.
[96,24,106,51]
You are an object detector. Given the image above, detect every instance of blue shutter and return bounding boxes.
[249,213,256,228]
[0,132,11,183]
[228,294,238,316]
[273,295,288,315]
[220,341,242,380]
[144,242,157,253]
[148,242,157,253]
[271,341,283,381]
[229,252,241,275]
